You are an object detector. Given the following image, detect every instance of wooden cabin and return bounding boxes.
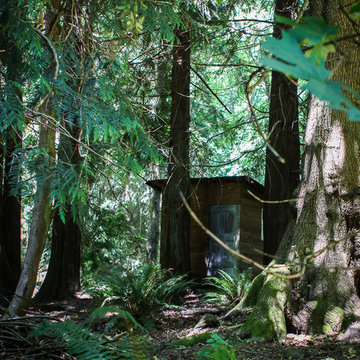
[147,176,264,278]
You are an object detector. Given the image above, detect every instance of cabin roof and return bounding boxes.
[146,176,264,196]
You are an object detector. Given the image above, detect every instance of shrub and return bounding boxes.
[30,306,152,360]
[89,263,192,315]
[196,334,237,360]
[203,269,252,306]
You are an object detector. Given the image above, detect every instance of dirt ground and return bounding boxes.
[1,292,360,359]
[149,292,360,360]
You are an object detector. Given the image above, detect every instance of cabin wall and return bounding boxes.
[188,181,263,278]
[159,180,263,278]
[238,191,263,272]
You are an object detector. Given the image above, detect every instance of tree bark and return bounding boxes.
[35,209,81,302]
[147,186,161,263]
[35,118,83,302]
[243,0,360,339]
[0,6,25,303]
[160,24,191,274]
[263,0,300,264]
[4,1,60,317]
[6,101,56,316]
[146,47,170,264]
[0,129,22,303]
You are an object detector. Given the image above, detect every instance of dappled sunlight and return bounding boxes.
[323,122,346,188]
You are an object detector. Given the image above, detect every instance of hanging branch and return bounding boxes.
[179,192,360,280]
[245,72,285,164]
[190,65,232,114]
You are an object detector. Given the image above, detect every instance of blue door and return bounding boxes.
[207,205,240,277]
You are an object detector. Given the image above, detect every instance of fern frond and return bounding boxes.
[30,320,116,360]
[203,269,252,305]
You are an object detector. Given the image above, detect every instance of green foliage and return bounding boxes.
[350,1,360,17]
[88,264,192,315]
[30,320,116,360]
[30,306,153,360]
[196,334,237,360]
[262,16,360,121]
[172,332,213,346]
[90,306,141,331]
[203,269,252,306]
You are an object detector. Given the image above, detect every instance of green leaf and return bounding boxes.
[262,32,331,80]
[290,17,338,45]
[350,1,360,16]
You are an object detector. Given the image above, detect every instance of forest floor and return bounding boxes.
[149,292,360,360]
[1,291,360,359]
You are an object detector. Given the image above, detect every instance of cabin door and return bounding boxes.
[207,205,240,277]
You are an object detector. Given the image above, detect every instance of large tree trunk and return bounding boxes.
[0,129,22,303]
[35,120,83,302]
[35,209,81,302]
[146,48,170,264]
[4,1,60,317]
[243,0,360,340]
[35,0,92,302]
[160,24,191,274]
[0,8,24,303]
[263,0,300,264]
[6,101,56,316]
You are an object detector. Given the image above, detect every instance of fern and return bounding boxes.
[92,264,192,315]
[203,269,252,306]
[196,334,237,360]
[30,306,153,360]
[30,320,116,360]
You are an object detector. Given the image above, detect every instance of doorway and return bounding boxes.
[207,204,240,276]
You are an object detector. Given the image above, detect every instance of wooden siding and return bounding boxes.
[188,180,263,278]
[153,177,264,278]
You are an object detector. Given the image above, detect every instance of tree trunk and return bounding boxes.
[146,47,170,264]
[35,209,81,302]
[147,186,161,263]
[263,0,300,264]
[0,8,24,303]
[0,129,22,303]
[35,0,92,302]
[6,101,56,316]
[4,1,60,317]
[160,24,191,274]
[243,0,360,339]
[35,121,83,302]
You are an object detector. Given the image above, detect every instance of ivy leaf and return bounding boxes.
[275,16,338,45]
[305,79,345,106]
[346,106,360,121]
[350,1,360,17]
[261,32,331,80]
[304,80,360,121]
[305,42,335,64]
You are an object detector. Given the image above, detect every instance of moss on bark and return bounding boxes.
[242,266,291,341]
[241,272,265,308]
[310,301,344,334]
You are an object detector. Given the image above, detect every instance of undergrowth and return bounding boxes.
[197,334,237,360]
[30,305,152,360]
[87,263,193,315]
[203,269,252,306]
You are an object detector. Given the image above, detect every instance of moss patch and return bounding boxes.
[242,266,291,341]
[311,300,344,334]
[171,332,213,346]
[241,272,265,308]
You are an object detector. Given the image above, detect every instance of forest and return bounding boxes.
[1,0,360,359]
